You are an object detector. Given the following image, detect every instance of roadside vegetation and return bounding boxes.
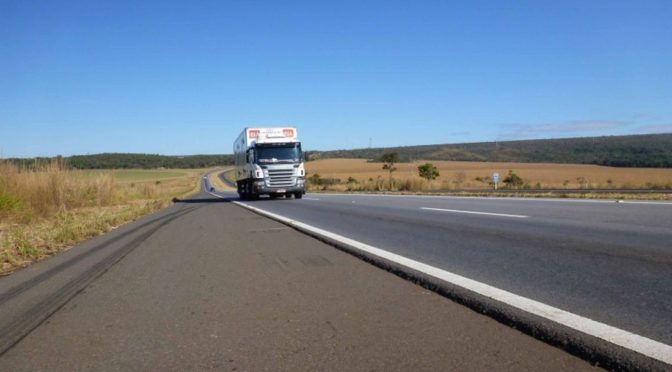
[0,160,203,274]
[305,158,672,200]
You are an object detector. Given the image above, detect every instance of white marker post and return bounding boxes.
[493,172,499,190]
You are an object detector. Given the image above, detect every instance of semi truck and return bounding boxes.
[233,127,306,200]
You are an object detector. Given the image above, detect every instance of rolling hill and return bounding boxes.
[307,133,672,168]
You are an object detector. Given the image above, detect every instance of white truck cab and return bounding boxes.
[233,127,306,200]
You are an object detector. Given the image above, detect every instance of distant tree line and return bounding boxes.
[6,153,234,169]
[308,133,672,168]
[6,133,672,170]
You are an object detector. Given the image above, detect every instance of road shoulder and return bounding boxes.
[0,194,595,371]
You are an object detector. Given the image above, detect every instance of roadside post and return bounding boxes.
[493,172,499,190]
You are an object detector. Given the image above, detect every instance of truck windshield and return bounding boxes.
[256,144,302,163]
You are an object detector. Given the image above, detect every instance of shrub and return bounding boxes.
[503,170,524,189]
[418,163,440,181]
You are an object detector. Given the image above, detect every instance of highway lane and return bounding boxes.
[214,191,672,347]
[0,184,594,370]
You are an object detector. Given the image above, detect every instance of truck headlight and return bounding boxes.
[254,164,263,179]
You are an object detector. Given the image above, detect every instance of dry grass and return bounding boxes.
[0,160,204,275]
[306,159,672,190]
[207,168,236,191]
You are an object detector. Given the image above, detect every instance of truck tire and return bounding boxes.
[246,180,259,200]
[294,192,303,199]
[237,180,248,200]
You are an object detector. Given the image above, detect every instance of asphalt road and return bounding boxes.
[0,183,594,371]
[212,190,672,350]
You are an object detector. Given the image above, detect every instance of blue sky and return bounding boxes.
[1,0,671,157]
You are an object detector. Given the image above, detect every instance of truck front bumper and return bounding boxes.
[252,182,305,195]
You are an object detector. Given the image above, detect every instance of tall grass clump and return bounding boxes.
[1,161,203,274]
[0,159,117,222]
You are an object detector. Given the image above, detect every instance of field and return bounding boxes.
[305,159,672,190]
[0,162,206,274]
[78,169,190,182]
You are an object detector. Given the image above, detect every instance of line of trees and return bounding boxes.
[6,153,234,169]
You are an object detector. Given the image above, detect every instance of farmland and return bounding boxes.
[305,158,672,190]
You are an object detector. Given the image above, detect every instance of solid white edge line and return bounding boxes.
[421,207,528,218]
[205,189,672,365]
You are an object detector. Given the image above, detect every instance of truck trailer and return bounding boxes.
[233,127,306,200]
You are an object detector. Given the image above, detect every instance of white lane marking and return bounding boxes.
[313,192,672,205]
[616,200,672,205]
[205,187,672,365]
[421,207,528,219]
[303,197,321,201]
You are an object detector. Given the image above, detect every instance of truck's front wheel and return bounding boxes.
[237,180,251,200]
[294,192,303,199]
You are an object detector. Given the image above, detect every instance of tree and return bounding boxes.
[502,170,524,189]
[418,163,440,182]
[380,152,399,190]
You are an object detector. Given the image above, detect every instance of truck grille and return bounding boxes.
[268,168,295,187]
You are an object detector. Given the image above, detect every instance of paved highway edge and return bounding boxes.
[205,182,671,372]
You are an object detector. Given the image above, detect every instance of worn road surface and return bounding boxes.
[0,186,594,371]
[227,191,672,348]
